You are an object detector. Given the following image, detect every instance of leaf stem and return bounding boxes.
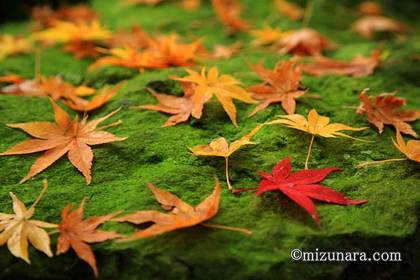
[30,179,48,210]
[202,223,252,236]
[357,158,406,168]
[301,0,314,28]
[225,157,233,191]
[97,120,123,130]
[305,134,315,169]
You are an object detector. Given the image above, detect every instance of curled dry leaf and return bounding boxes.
[267,109,367,168]
[0,99,127,184]
[274,0,303,21]
[0,180,57,263]
[356,89,420,137]
[172,66,255,126]
[189,125,262,190]
[62,82,124,112]
[141,82,210,127]
[357,1,382,16]
[0,35,32,60]
[276,28,336,56]
[249,58,305,116]
[234,157,368,225]
[393,129,420,162]
[211,0,249,34]
[57,199,122,277]
[115,177,252,241]
[352,16,407,39]
[301,50,380,77]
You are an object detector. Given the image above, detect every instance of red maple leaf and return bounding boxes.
[235,157,368,225]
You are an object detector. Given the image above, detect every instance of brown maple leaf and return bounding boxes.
[0,75,45,97]
[141,82,210,127]
[115,177,252,241]
[211,0,250,34]
[249,58,305,116]
[357,1,382,15]
[356,89,420,137]
[276,28,336,56]
[57,199,121,277]
[62,82,124,112]
[274,0,303,21]
[63,40,101,59]
[0,99,127,184]
[301,50,380,77]
[352,16,407,39]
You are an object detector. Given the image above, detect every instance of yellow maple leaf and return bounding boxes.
[267,109,367,168]
[0,180,57,263]
[0,35,32,60]
[172,66,255,126]
[189,124,262,190]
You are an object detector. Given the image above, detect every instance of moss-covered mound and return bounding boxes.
[0,0,419,279]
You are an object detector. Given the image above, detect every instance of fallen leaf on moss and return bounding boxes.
[301,50,380,77]
[276,28,336,56]
[189,125,262,190]
[115,177,252,241]
[357,1,382,15]
[0,180,56,263]
[249,58,305,116]
[274,0,303,21]
[250,25,286,47]
[63,40,101,59]
[351,16,407,39]
[211,0,249,34]
[0,99,127,184]
[0,35,32,60]
[172,66,255,126]
[107,26,152,49]
[356,89,420,137]
[234,157,368,225]
[267,109,367,168]
[57,199,122,277]
[210,42,241,59]
[393,129,420,162]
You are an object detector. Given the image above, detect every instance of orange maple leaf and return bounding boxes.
[0,99,127,184]
[115,177,252,241]
[211,0,249,34]
[248,58,305,116]
[172,66,255,126]
[356,89,420,137]
[63,40,101,59]
[274,0,303,21]
[357,1,382,16]
[57,199,121,277]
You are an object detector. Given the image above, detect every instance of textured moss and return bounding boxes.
[0,0,419,279]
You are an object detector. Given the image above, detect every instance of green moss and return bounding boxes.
[0,0,419,279]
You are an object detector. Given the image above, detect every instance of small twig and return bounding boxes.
[202,223,253,236]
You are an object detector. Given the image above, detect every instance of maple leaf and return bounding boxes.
[0,35,32,61]
[172,67,255,126]
[63,40,101,59]
[189,125,262,190]
[248,58,306,116]
[301,50,380,77]
[125,0,162,5]
[180,0,202,9]
[250,25,287,47]
[141,82,209,127]
[235,157,368,225]
[33,20,111,43]
[358,129,420,168]
[276,28,336,56]
[0,180,57,263]
[0,99,127,184]
[211,0,250,34]
[351,16,407,39]
[31,5,97,29]
[357,1,382,16]
[57,199,121,277]
[115,177,252,241]
[107,26,152,49]
[356,89,420,137]
[0,75,45,97]
[210,42,241,59]
[89,47,166,71]
[267,109,366,169]
[274,0,303,21]
[62,82,124,112]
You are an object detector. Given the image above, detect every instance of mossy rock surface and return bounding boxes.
[0,0,419,279]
